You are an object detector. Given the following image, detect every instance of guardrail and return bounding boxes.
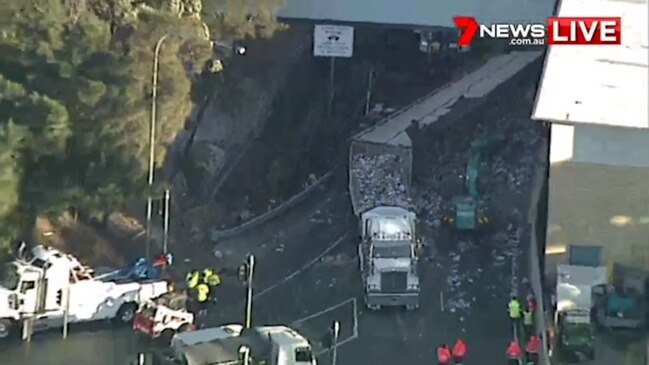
[211,170,334,241]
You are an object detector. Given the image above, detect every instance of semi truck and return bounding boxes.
[0,245,169,340]
[152,324,316,365]
[349,133,420,311]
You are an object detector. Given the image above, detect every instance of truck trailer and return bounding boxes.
[349,134,420,311]
[0,245,169,340]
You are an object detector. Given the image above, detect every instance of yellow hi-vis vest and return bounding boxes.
[523,310,534,325]
[508,300,521,319]
[196,283,210,302]
[203,268,221,286]
[186,271,200,289]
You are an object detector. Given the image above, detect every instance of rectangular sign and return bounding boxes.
[313,24,354,58]
[547,17,621,45]
[453,16,622,46]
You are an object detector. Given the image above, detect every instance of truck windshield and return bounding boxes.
[295,346,314,362]
[0,263,19,290]
[372,245,411,258]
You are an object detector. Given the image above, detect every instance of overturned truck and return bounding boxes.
[349,129,420,311]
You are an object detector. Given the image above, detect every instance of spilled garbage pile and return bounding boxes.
[416,114,547,316]
[350,154,414,212]
[492,117,546,195]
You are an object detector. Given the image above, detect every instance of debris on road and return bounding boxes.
[415,112,547,319]
[444,240,479,312]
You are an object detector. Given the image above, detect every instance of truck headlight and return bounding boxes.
[408,283,419,291]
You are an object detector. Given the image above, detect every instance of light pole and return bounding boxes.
[244,254,255,328]
[145,34,168,260]
[331,321,340,365]
[162,188,170,255]
[146,35,245,259]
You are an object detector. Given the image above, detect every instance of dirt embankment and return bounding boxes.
[29,28,494,271]
[190,28,472,229]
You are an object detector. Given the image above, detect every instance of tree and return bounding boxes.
[0,1,210,235]
[200,0,285,38]
[0,120,25,257]
[0,0,285,248]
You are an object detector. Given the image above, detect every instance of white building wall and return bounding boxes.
[550,124,649,168]
[546,124,649,274]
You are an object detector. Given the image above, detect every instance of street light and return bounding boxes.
[239,254,255,328]
[144,34,168,260]
[331,321,340,365]
[146,34,246,258]
[162,188,170,255]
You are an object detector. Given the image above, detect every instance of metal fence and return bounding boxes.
[210,170,335,241]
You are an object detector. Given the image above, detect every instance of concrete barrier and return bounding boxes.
[211,170,334,240]
[527,140,551,365]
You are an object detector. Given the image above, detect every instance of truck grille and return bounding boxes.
[380,272,407,293]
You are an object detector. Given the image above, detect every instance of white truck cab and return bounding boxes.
[0,245,169,340]
[358,206,420,311]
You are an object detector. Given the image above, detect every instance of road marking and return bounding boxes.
[440,291,445,312]
[291,297,360,357]
[315,335,358,356]
[254,234,348,299]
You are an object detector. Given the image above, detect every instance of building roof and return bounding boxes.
[278,0,556,28]
[532,0,649,128]
[354,51,543,147]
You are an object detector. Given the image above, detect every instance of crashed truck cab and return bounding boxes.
[359,206,419,311]
[0,246,77,324]
[0,245,169,340]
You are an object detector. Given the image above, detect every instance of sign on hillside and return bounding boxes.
[313,25,354,58]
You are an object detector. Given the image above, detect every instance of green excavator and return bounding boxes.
[444,135,503,230]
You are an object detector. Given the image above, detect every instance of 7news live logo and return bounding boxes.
[453,16,622,46]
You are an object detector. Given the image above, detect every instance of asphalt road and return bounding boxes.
[0,144,536,365]
[0,64,542,365]
[0,177,352,365]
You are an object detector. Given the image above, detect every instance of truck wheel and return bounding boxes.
[366,304,381,311]
[160,329,175,344]
[0,319,14,339]
[114,303,137,324]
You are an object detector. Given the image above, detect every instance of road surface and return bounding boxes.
[0,182,349,364]
[0,63,542,365]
